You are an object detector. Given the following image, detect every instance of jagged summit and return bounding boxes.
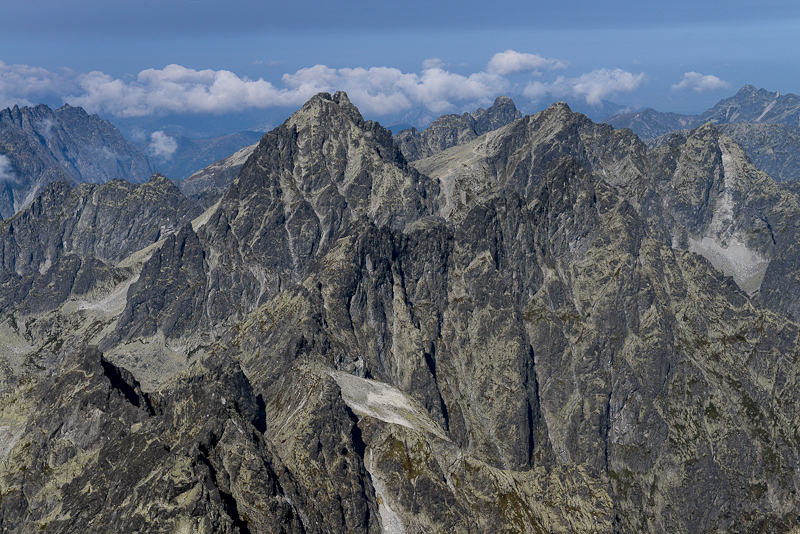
[395,94,523,161]
[603,85,800,182]
[294,91,365,126]
[0,102,154,218]
[1,92,800,533]
[471,95,523,131]
[697,84,800,125]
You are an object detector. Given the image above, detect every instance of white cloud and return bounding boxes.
[35,118,55,141]
[282,64,506,115]
[148,131,178,160]
[59,54,526,118]
[422,58,445,70]
[486,49,568,76]
[129,128,149,142]
[0,54,647,119]
[0,154,17,183]
[523,68,646,105]
[0,61,78,109]
[671,72,730,92]
[69,66,297,117]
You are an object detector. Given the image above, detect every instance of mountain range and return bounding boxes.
[0,104,154,219]
[146,130,264,182]
[2,85,800,224]
[604,85,800,182]
[0,105,263,219]
[0,89,800,532]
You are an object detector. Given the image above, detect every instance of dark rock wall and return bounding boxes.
[2,94,800,533]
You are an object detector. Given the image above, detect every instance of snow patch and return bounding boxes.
[688,236,769,293]
[329,371,450,440]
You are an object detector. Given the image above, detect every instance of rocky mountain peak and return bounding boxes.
[737,84,758,95]
[130,91,442,345]
[395,95,523,161]
[603,85,800,183]
[332,90,353,106]
[0,102,154,218]
[3,92,800,533]
[471,95,523,132]
[696,84,800,125]
[532,101,575,123]
[291,91,366,129]
[146,172,172,186]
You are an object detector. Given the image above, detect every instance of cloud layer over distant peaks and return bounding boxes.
[0,51,655,118]
[0,60,78,109]
[523,69,647,106]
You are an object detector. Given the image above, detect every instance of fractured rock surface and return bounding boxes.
[1,93,800,533]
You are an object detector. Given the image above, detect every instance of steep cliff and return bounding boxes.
[395,95,522,162]
[603,85,800,183]
[0,104,154,218]
[1,93,799,533]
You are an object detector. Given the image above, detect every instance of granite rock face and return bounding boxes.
[0,346,313,534]
[0,174,201,271]
[0,174,202,313]
[0,174,202,388]
[0,104,154,218]
[1,93,800,533]
[717,122,800,182]
[395,95,522,161]
[603,85,800,183]
[178,142,259,207]
[127,91,439,345]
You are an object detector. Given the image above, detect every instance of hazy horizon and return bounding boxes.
[2,0,798,137]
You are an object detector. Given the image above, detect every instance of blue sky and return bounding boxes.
[2,0,799,134]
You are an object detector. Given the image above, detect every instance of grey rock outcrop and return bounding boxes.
[0,174,202,272]
[0,104,154,218]
[178,142,258,207]
[395,95,522,161]
[2,94,800,533]
[604,85,800,183]
[0,346,313,533]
